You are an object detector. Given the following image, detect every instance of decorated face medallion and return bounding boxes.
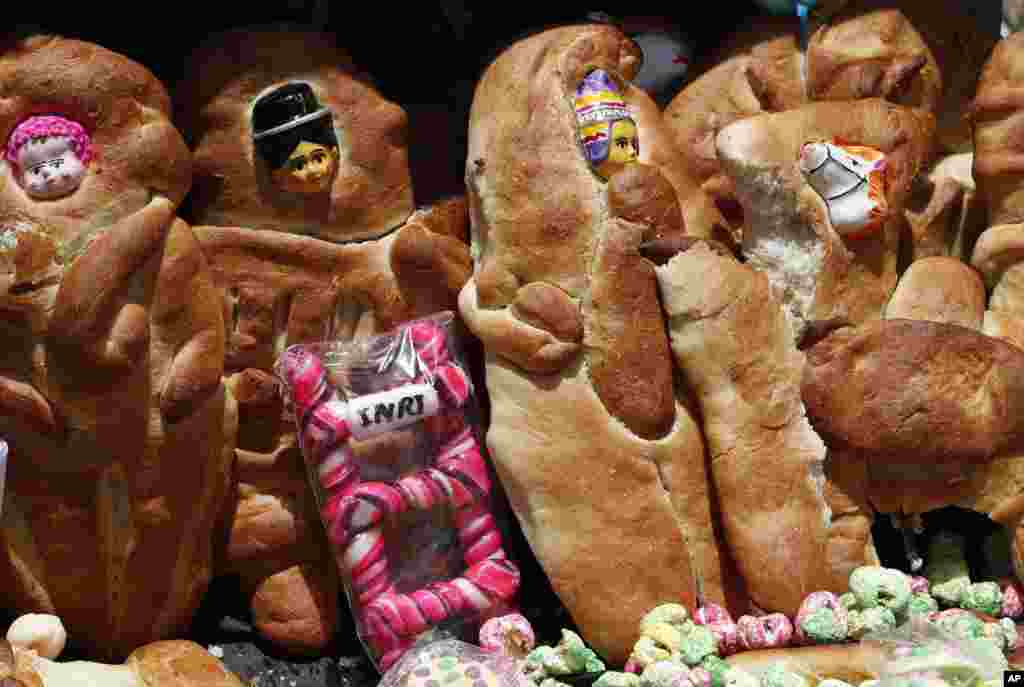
[575,69,639,180]
[6,115,92,200]
[799,140,888,240]
[270,140,339,194]
[252,82,340,194]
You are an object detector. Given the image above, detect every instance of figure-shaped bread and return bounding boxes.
[715,99,934,341]
[665,0,993,243]
[460,24,744,663]
[176,29,473,653]
[0,35,234,660]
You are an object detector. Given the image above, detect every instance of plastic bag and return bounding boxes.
[862,616,1007,687]
[379,639,534,687]
[275,312,520,672]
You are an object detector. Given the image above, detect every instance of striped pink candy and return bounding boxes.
[737,613,793,650]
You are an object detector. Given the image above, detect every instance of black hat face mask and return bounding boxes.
[252,83,340,194]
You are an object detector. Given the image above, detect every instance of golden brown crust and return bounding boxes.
[803,318,1024,464]
[128,640,246,687]
[584,219,675,440]
[608,164,686,242]
[884,256,986,330]
[656,243,833,617]
[175,29,414,243]
[972,32,1024,227]
[464,24,737,661]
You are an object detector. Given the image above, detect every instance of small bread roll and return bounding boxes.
[7,614,66,659]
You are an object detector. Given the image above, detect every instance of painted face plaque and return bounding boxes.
[574,69,639,180]
[5,115,93,200]
[252,82,340,194]
[799,139,888,240]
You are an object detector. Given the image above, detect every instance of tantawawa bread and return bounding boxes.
[0,35,235,660]
[176,29,474,653]
[461,24,745,664]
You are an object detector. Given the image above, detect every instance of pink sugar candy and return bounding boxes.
[707,620,740,656]
[737,614,793,651]
[694,603,733,626]
[910,577,930,595]
[690,667,712,687]
[478,613,536,658]
[1002,582,1024,619]
[625,659,642,674]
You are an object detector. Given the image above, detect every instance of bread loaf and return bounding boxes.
[177,29,474,653]
[0,35,235,660]
[461,24,744,664]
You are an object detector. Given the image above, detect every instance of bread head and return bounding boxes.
[715,99,934,340]
[0,35,190,268]
[176,28,414,242]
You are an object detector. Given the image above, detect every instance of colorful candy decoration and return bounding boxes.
[251,82,340,194]
[523,629,605,684]
[798,140,888,240]
[847,607,896,640]
[848,567,912,616]
[795,592,849,645]
[479,614,536,659]
[1001,579,1024,619]
[5,114,92,200]
[924,532,971,608]
[574,69,639,180]
[277,316,520,671]
[694,604,733,627]
[639,660,695,687]
[736,614,793,651]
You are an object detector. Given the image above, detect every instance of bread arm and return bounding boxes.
[152,221,225,424]
[458,278,581,374]
[48,196,176,369]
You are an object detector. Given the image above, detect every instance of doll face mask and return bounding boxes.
[6,115,93,201]
[252,82,340,195]
[575,69,639,180]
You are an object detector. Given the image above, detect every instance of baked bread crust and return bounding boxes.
[176,29,414,243]
[0,36,234,660]
[462,24,742,663]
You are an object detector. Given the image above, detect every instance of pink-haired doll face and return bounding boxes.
[17,136,87,200]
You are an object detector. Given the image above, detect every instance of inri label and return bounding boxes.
[348,383,440,440]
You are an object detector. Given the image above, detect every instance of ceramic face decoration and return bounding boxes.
[252,82,340,194]
[575,69,639,180]
[799,139,888,240]
[5,115,92,200]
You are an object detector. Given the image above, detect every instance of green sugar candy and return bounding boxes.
[596,673,643,687]
[556,630,605,673]
[933,611,985,641]
[640,661,693,687]
[818,680,855,687]
[701,656,728,687]
[849,566,912,615]
[907,593,939,616]
[962,582,1003,617]
[679,627,717,666]
[540,680,572,687]
[924,532,970,607]
[800,607,849,643]
[839,593,859,611]
[642,605,691,633]
[631,637,672,669]
[848,607,896,640]
[645,622,685,653]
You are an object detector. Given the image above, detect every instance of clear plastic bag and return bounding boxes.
[862,616,1008,687]
[275,312,520,673]
[379,639,534,687]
